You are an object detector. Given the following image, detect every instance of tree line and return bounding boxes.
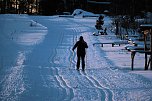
[111,0,152,15]
[0,0,151,16]
[0,0,38,14]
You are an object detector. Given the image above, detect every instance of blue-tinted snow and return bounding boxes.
[0,10,152,101]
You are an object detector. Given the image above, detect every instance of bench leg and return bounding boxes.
[146,56,151,70]
[131,51,136,70]
[150,56,152,70]
[145,53,148,70]
[112,43,114,47]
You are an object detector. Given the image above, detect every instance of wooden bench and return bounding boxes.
[93,42,114,47]
[58,15,74,18]
[125,35,139,38]
[82,15,99,18]
[93,41,128,47]
[125,46,144,51]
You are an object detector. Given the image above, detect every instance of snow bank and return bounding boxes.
[72,9,99,17]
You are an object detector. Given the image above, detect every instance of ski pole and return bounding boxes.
[70,51,72,69]
[85,49,87,69]
[70,50,74,70]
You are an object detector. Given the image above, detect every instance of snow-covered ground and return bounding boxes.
[0,10,152,101]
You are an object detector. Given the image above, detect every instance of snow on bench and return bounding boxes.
[126,41,150,51]
[125,46,145,51]
[125,35,139,38]
[82,15,99,18]
[58,15,74,18]
[93,41,128,47]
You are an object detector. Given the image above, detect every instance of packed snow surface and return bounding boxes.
[0,10,152,101]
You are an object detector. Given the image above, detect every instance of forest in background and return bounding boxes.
[0,0,151,16]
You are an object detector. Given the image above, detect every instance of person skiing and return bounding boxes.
[72,36,88,71]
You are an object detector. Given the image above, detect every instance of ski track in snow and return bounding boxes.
[50,19,114,101]
[41,17,113,100]
[52,67,74,101]
[43,18,75,101]
[72,23,113,101]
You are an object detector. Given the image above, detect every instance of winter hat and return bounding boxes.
[80,36,83,41]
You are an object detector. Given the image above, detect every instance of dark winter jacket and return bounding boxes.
[72,39,88,57]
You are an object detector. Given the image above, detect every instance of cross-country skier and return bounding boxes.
[72,36,88,71]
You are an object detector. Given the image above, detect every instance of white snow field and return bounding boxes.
[0,10,152,101]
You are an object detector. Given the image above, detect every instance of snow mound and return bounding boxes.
[72,9,98,17]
